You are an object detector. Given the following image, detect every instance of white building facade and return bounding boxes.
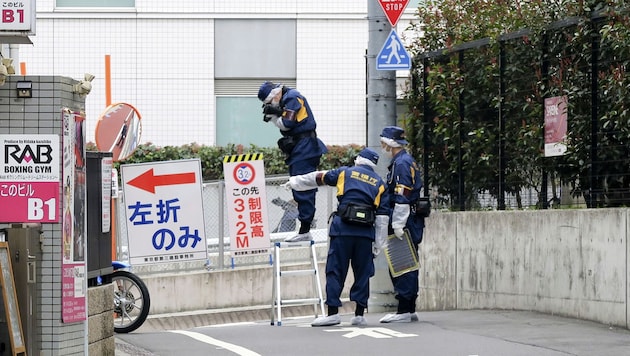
[17,0,418,148]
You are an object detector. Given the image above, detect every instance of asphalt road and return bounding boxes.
[115,309,630,356]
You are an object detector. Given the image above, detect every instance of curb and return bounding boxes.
[135,303,355,332]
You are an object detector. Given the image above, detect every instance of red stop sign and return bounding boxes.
[378,0,410,26]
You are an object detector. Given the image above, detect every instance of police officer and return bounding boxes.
[258,81,328,242]
[378,126,425,323]
[283,148,389,326]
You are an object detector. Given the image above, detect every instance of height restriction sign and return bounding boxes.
[378,0,410,26]
[223,154,270,256]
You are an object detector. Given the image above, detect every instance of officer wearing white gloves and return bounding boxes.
[378,126,426,324]
[283,148,389,327]
[258,81,328,242]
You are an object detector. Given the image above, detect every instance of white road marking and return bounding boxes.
[325,327,417,339]
[170,330,261,356]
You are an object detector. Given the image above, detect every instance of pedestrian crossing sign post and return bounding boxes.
[377,29,411,70]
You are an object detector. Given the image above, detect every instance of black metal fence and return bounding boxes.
[408,11,630,211]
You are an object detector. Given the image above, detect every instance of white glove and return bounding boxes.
[273,116,289,131]
[394,227,405,240]
[372,244,382,256]
[281,181,293,191]
[374,215,389,251]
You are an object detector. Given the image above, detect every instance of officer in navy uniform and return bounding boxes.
[378,126,425,323]
[283,148,390,326]
[258,81,328,242]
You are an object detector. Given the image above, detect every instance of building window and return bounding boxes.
[214,19,296,147]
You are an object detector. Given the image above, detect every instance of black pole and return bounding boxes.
[589,20,600,208]
[422,58,430,197]
[541,32,549,209]
[457,50,466,211]
[498,40,506,210]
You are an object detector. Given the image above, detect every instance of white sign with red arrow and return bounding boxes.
[121,159,207,266]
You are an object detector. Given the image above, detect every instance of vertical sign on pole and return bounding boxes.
[61,109,87,323]
[121,159,207,266]
[377,29,411,70]
[544,96,568,157]
[223,154,270,257]
[376,0,412,71]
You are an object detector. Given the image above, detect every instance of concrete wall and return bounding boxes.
[140,208,629,330]
[87,284,114,356]
[418,208,628,329]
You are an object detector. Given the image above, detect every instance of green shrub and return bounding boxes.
[88,142,363,181]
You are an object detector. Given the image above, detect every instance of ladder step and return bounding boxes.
[280,269,316,277]
[271,240,325,326]
[276,298,321,306]
[274,241,314,248]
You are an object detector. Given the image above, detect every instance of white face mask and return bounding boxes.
[381,146,393,158]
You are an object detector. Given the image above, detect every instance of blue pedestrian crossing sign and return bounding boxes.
[377,29,411,70]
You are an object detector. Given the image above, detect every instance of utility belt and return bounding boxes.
[277,131,317,154]
[337,203,375,226]
[411,196,431,218]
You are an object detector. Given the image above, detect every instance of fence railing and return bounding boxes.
[410,12,630,211]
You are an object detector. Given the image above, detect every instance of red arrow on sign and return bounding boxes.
[378,0,410,26]
[127,168,196,193]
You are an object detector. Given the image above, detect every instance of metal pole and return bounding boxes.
[367,0,397,176]
[367,0,397,313]
[218,181,225,269]
[498,41,506,210]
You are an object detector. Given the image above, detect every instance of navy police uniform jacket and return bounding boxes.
[384,149,425,244]
[278,87,328,165]
[319,165,387,239]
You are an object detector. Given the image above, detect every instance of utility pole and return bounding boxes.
[367,0,398,313]
[367,0,397,177]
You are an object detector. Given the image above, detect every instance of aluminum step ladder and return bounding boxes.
[270,240,325,326]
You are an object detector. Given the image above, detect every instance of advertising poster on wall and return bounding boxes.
[544,96,568,157]
[0,134,60,223]
[61,109,87,323]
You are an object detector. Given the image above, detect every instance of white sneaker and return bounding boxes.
[311,314,341,327]
[410,312,419,322]
[350,315,367,326]
[379,313,411,323]
[284,232,312,242]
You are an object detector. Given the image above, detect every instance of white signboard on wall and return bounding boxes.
[0,0,35,34]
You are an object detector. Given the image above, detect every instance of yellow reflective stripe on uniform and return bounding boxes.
[374,185,385,207]
[336,170,346,197]
[296,97,308,122]
[394,183,412,197]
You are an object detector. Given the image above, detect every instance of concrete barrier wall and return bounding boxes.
[140,208,629,329]
[419,208,629,329]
